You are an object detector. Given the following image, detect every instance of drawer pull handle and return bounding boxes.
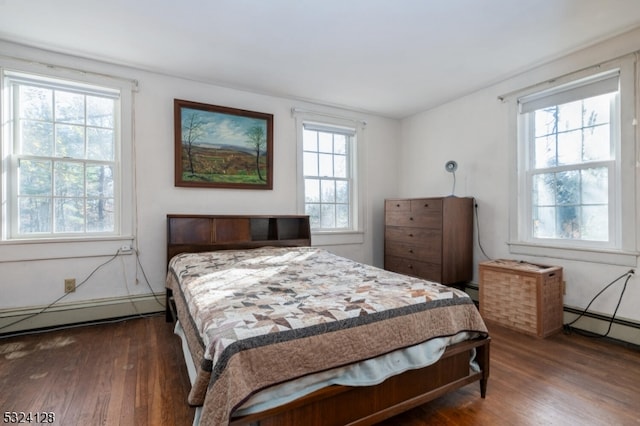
[408,249,414,253]
[396,203,401,207]
[424,204,429,207]
[408,233,414,237]
[409,217,414,221]
[408,264,413,269]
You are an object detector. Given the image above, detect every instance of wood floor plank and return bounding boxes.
[1,315,638,425]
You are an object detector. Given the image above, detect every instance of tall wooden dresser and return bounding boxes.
[384,196,473,286]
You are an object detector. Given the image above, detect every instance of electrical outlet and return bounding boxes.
[64,278,76,293]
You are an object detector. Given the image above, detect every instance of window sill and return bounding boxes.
[312,231,364,246]
[0,236,135,263]
[507,241,638,267]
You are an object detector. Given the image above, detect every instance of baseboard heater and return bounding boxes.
[0,293,165,336]
[464,282,639,346]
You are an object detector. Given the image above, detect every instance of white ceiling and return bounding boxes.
[1,0,640,118]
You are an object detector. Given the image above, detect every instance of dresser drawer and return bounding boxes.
[410,198,442,214]
[385,210,442,228]
[385,255,442,283]
[385,226,442,246]
[385,240,441,263]
[385,199,411,212]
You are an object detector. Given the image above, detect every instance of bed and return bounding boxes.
[165,214,490,426]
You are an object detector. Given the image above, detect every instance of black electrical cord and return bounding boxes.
[473,199,492,261]
[134,248,165,308]
[0,247,164,334]
[563,269,634,338]
[0,249,122,333]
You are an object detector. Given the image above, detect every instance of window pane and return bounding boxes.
[534,107,557,137]
[334,154,347,178]
[336,204,349,228]
[19,197,51,233]
[581,205,608,241]
[336,181,349,203]
[532,173,555,206]
[304,178,320,202]
[557,205,579,239]
[557,100,582,132]
[303,152,318,176]
[54,198,84,232]
[533,206,556,238]
[320,179,335,202]
[305,203,320,228]
[55,91,85,124]
[87,198,114,232]
[19,160,51,196]
[303,129,317,151]
[54,161,84,197]
[56,124,85,158]
[87,165,114,198]
[581,167,607,204]
[583,124,610,161]
[19,86,52,121]
[318,153,333,177]
[555,171,579,205]
[87,128,114,161]
[20,120,54,156]
[334,134,346,154]
[534,135,556,168]
[318,132,332,153]
[86,96,114,128]
[557,129,581,166]
[583,94,611,127]
[320,204,335,228]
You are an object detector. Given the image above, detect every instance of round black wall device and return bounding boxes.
[445,160,458,173]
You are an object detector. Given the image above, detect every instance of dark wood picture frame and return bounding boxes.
[174,99,273,189]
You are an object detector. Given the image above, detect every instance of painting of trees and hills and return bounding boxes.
[175,100,273,189]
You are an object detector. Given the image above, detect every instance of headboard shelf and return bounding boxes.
[167,214,311,262]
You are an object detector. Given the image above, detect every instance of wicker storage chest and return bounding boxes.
[479,259,563,338]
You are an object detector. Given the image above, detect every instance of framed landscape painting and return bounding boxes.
[174,99,273,189]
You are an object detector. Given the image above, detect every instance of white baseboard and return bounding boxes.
[0,293,166,335]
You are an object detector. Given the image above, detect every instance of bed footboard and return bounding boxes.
[229,336,490,426]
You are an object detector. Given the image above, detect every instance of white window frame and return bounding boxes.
[295,111,365,246]
[0,59,134,260]
[507,55,638,266]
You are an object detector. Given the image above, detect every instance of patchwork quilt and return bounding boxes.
[167,246,488,425]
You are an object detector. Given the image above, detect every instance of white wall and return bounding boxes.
[0,41,401,332]
[399,28,640,329]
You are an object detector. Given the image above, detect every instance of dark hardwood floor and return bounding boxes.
[1,314,638,425]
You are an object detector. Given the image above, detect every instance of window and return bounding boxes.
[302,122,355,231]
[509,55,637,265]
[521,72,618,245]
[2,70,125,240]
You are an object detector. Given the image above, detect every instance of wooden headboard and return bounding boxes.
[166,214,311,264]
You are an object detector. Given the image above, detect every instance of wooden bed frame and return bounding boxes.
[165,214,490,426]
